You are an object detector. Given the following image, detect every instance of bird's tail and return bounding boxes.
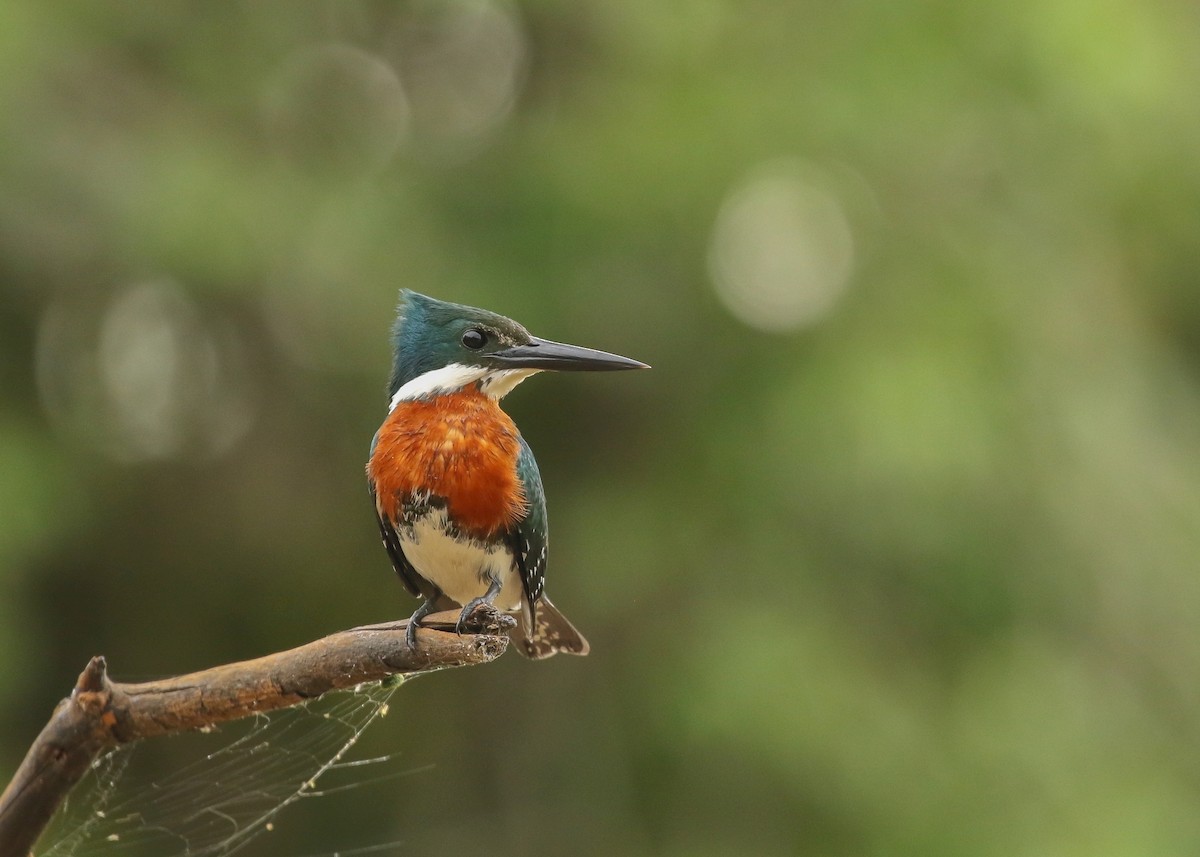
[513,594,590,659]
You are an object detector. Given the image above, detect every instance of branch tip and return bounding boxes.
[75,656,108,695]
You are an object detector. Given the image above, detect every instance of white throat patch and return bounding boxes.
[481,368,540,399]
[388,364,542,411]
[389,363,488,411]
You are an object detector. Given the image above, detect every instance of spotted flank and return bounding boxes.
[398,505,524,611]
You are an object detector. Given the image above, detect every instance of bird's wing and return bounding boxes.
[506,438,592,659]
[507,436,548,624]
[369,429,422,598]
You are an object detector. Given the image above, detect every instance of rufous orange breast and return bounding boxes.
[368,385,527,539]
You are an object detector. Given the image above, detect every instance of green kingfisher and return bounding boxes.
[367,291,648,659]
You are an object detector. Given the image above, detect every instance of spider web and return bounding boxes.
[40,677,412,857]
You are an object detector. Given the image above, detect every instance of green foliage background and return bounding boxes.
[4,1,1200,854]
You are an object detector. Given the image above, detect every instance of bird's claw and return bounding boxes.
[456,598,491,634]
[456,600,516,636]
[404,598,439,650]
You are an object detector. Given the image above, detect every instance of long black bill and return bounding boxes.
[492,336,649,372]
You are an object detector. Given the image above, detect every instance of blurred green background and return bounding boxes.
[4,1,1200,854]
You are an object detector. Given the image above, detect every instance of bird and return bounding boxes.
[367,290,648,659]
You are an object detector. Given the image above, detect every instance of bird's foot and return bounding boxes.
[404,599,441,649]
[459,600,517,636]
[456,577,503,634]
[456,600,517,636]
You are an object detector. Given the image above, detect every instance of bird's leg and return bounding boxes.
[405,592,443,649]
[457,576,504,634]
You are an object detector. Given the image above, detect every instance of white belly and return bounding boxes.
[400,508,523,610]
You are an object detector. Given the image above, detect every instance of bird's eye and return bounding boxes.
[461,328,488,350]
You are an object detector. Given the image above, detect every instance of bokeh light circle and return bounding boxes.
[264,43,409,173]
[709,159,855,333]
[36,282,255,462]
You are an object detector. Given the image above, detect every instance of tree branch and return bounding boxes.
[0,608,512,857]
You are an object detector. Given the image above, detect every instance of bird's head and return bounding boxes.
[387,290,648,409]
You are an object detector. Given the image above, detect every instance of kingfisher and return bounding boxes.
[367,291,648,659]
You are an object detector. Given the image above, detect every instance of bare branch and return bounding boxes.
[0,609,512,857]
